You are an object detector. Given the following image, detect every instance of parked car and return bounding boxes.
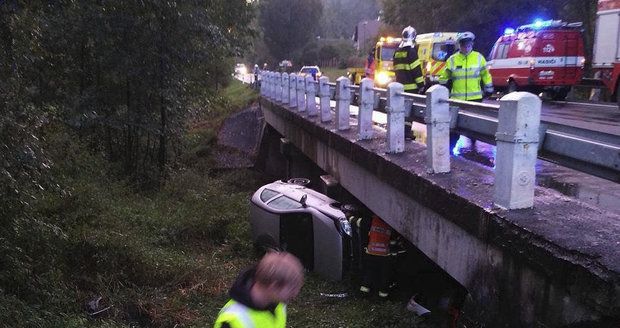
[298,65,322,80]
[234,63,247,75]
[249,178,352,281]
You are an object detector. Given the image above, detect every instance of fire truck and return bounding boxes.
[488,19,585,100]
[591,0,620,105]
[348,33,457,88]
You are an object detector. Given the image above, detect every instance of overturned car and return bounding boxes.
[249,179,352,281]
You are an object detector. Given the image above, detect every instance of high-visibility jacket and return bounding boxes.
[366,216,392,256]
[439,51,493,101]
[214,299,286,328]
[393,45,425,92]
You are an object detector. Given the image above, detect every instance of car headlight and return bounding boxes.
[375,71,391,86]
[337,217,352,236]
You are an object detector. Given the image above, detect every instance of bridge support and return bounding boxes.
[386,82,405,153]
[305,76,318,116]
[289,74,297,109]
[335,76,351,130]
[425,85,451,173]
[318,76,331,123]
[494,92,541,209]
[358,78,374,140]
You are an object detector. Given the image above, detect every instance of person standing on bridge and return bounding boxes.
[393,26,425,140]
[213,252,304,328]
[439,31,493,102]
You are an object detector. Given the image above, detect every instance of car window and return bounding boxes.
[432,42,455,61]
[267,195,303,210]
[260,188,280,202]
[381,47,397,61]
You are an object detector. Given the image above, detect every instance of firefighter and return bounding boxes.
[439,31,493,101]
[393,26,424,140]
[359,215,393,300]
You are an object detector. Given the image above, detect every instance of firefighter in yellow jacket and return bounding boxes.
[439,31,493,101]
[393,26,425,139]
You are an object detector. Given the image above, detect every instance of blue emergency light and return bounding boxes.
[533,19,544,29]
[504,27,515,35]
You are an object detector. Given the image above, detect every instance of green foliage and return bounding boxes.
[318,0,382,39]
[259,0,323,61]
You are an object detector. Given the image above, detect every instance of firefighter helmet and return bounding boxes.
[457,31,475,43]
[400,26,417,47]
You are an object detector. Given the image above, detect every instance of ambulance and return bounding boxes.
[488,19,585,100]
[416,32,458,84]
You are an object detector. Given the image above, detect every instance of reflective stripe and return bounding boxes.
[452,73,480,80]
[378,291,389,298]
[415,76,424,84]
[220,302,254,328]
[403,83,418,91]
[360,286,370,293]
[451,91,483,98]
[394,64,408,70]
[394,51,408,59]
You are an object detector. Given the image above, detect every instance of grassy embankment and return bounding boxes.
[1,79,444,328]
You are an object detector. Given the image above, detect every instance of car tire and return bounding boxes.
[287,178,311,186]
[254,234,281,257]
[551,87,570,101]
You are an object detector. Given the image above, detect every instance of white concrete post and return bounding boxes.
[318,76,331,123]
[266,72,273,99]
[275,72,282,102]
[260,71,266,96]
[289,74,298,108]
[358,78,374,140]
[296,74,306,111]
[281,73,289,104]
[269,72,275,100]
[494,92,541,210]
[386,82,405,153]
[335,76,351,130]
[425,85,451,173]
[305,76,318,116]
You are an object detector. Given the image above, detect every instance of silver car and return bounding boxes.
[249,179,352,281]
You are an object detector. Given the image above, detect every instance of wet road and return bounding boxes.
[483,98,620,136]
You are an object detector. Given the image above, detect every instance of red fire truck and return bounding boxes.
[488,19,585,100]
[591,0,620,105]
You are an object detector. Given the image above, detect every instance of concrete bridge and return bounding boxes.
[255,72,620,327]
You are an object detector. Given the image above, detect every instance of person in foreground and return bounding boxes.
[213,252,304,328]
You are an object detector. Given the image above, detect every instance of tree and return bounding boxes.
[259,0,323,61]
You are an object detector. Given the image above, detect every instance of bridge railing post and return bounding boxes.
[289,74,298,109]
[275,72,282,102]
[425,84,451,173]
[335,76,351,130]
[305,76,318,116]
[297,74,306,111]
[260,71,266,96]
[494,92,541,209]
[266,72,272,99]
[281,73,289,105]
[358,78,374,140]
[269,72,275,100]
[318,76,331,122]
[386,82,405,153]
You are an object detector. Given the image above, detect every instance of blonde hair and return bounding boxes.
[255,252,304,288]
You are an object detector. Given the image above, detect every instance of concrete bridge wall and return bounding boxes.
[258,99,620,327]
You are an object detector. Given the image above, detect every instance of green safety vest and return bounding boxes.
[439,51,493,100]
[214,299,287,328]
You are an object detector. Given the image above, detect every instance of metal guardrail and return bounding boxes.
[259,71,620,209]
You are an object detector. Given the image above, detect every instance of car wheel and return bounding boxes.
[254,234,281,257]
[507,80,518,93]
[287,178,310,186]
[551,87,570,101]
